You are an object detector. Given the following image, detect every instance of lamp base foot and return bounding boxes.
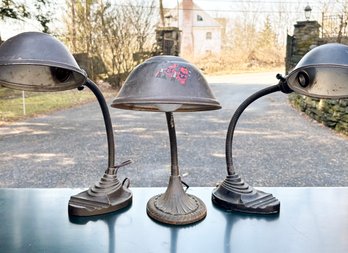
[147,176,207,225]
[212,174,280,214]
[68,172,132,216]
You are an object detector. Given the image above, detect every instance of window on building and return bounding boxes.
[197,15,203,21]
[206,32,212,40]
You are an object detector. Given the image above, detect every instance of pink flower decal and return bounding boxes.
[176,67,189,85]
[155,64,191,85]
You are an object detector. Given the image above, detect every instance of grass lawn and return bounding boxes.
[0,86,115,125]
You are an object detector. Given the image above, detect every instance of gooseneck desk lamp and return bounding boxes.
[112,56,221,225]
[212,43,348,214]
[0,32,132,216]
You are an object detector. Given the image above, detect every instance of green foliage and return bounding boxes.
[0,0,30,20]
[257,16,277,49]
[0,0,53,33]
[34,0,52,33]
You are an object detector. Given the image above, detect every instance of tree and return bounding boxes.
[63,0,157,87]
[257,16,276,49]
[0,0,29,20]
[254,16,283,66]
[0,0,53,33]
[34,0,52,33]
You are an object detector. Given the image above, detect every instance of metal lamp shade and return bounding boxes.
[286,43,348,99]
[111,55,221,112]
[112,56,220,225]
[0,32,86,91]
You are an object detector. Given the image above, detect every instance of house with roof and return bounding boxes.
[164,0,222,60]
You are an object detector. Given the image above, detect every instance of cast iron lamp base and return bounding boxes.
[212,173,280,214]
[68,80,133,217]
[147,175,207,225]
[68,170,132,216]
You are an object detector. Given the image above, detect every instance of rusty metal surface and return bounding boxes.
[111,55,221,112]
[0,32,86,91]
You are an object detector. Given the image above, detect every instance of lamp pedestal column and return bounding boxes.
[146,112,206,225]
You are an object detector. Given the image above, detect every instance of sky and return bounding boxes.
[0,0,343,40]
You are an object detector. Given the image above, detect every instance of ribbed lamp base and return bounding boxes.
[147,176,206,225]
[68,172,132,216]
[212,173,280,214]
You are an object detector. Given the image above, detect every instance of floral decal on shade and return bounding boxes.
[155,64,191,85]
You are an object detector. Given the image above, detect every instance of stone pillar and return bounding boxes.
[286,21,320,73]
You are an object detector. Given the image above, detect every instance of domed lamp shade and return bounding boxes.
[286,43,348,98]
[212,43,348,214]
[0,32,86,91]
[0,32,132,216]
[112,56,221,225]
[114,55,221,112]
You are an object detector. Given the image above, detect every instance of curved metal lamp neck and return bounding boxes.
[225,77,292,175]
[166,112,179,176]
[83,79,115,173]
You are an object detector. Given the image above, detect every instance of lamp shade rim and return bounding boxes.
[0,61,87,91]
[291,63,348,71]
[111,97,222,112]
[0,60,86,77]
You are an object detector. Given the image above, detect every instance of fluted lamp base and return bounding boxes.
[68,172,132,216]
[147,175,207,225]
[212,173,280,214]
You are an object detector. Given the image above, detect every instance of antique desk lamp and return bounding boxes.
[112,56,221,225]
[212,43,348,214]
[0,32,132,216]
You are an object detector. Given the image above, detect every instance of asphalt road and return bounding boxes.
[0,71,347,188]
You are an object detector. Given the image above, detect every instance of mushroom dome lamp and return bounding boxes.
[112,55,221,225]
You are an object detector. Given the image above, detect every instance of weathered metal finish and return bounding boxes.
[112,57,220,224]
[68,171,132,216]
[0,32,86,91]
[212,85,283,214]
[212,173,280,214]
[68,80,133,216]
[146,113,206,225]
[111,55,221,112]
[286,43,348,99]
[147,175,207,225]
[213,44,348,214]
[0,32,133,216]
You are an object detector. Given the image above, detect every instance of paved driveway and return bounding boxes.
[0,71,347,188]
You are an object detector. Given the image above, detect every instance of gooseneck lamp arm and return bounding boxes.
[226,85,281,174]
[69,79,133,217]
[212,75,291,214]
[226,75,292,174]
[82,79,115,173]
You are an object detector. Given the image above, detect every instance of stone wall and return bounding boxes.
[289,94,348,135]
[286,20,348,136]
